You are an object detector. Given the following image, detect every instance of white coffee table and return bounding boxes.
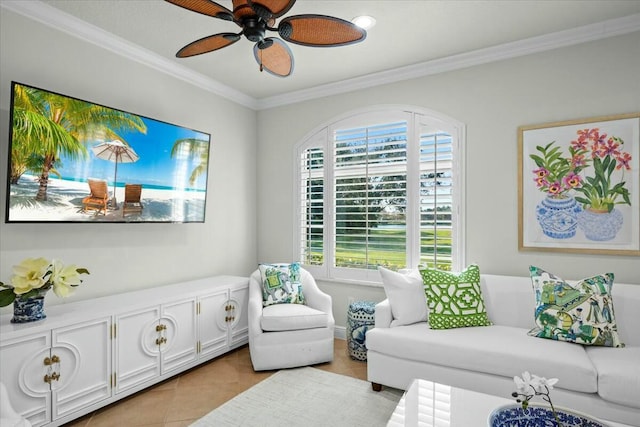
[387,378,633,427]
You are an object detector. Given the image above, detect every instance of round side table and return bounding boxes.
[346,301,376,361]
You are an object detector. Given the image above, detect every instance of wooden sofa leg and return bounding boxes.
[371,382,382,392]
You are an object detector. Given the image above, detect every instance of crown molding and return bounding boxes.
[0,0,259,110]
[257,13,640,110]
[3,1,639,111]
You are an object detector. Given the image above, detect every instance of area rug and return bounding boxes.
[191,367,403,427]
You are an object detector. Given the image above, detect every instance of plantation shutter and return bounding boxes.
[299,146,325,266]
[419,125,454,270]
[333,121,408,270]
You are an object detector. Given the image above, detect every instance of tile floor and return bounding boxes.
[64,339,368,427]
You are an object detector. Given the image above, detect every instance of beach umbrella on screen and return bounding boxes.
[92,140,139,207]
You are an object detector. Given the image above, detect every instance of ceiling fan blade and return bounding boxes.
[278,15,366,47]
[247,0,296,20]
[165,0,234,21]
[176,33,241,57]
[253,38,294,77]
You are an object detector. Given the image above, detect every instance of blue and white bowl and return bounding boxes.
[488,404,610,427]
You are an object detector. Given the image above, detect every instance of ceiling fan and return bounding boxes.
[165,0,367,77]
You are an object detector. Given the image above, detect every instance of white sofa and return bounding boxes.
[366,274,640,425]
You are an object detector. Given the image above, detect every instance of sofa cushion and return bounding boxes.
[378,267,428,327]
[259,263,305,306]
[366,324,597,393]
[528,266,625,347]
[260,303,328,332]
[586,346,640,408]
[419,264,492,329]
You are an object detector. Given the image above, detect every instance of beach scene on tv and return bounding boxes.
[6,83,211,223]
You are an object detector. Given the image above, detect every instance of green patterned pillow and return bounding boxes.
[259,263,305,306]
[419,264,492,329]
[528,266,624,347]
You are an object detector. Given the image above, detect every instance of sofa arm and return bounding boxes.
[375,299,393,328]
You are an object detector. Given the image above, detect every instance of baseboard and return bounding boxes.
[334,326,346,340]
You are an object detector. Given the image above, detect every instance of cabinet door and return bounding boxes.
[0,332,51,427]
[198,289,229,359]
[51,316,112,421]
[160,298,197,374]
[114,306,161,394]
[228,286,249,348]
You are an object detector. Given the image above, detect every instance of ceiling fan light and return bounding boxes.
[352,15,376,30]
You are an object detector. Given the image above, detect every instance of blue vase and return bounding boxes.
[346,301,376,361]
[12,296,47,323]
[489,404,608,427]
[578,208,623,241]
[535,196,582,239]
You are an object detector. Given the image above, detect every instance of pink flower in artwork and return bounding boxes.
[571,153,586,168]
[563,173,582,189]
[533,167,549,178]
[616,152,632,171]
[570,137,589,151]
[534,176,549,188]
[547,182,563,195]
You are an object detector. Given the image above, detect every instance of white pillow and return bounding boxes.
[378,266,428,327]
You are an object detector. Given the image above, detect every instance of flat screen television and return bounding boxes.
[5,81,211,223]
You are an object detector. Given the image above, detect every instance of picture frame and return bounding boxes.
[518,113,640,255]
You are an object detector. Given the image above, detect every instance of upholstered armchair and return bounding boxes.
[248,267,335,371]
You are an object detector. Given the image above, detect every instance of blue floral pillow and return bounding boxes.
[258,263,305,306]
[528,266,624,347]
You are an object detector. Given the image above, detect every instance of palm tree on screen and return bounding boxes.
[170,138,210,186]
[11,85,147,201]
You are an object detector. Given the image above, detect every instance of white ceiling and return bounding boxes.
[5,0,640,108]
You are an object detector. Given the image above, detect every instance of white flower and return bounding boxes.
[49,259,83,298]
[530,374,559,393]
[514,371,535,397]
[10,257,50,295]
[0,258,89,307]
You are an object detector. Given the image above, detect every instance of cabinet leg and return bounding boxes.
[371,382,382,392]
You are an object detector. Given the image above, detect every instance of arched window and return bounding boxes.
[295,106,465,282]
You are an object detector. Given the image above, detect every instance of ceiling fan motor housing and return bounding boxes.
[243,18,266,42]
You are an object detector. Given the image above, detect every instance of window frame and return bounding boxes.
[294,105,466,283]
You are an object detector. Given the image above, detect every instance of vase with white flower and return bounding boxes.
[572,128,632,241]
[529,142,586,239]
[0,258,89,323]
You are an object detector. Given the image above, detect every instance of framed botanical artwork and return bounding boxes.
[518,113,640,255]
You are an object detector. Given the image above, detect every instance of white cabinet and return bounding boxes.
[0,317,111,427]
[228,285,249,348]
[197,289,229,358]
[114,298,197,394]
[160,298,198,374]
[197,285,249,359]
[114,306,160,393]
[0,275,248,427]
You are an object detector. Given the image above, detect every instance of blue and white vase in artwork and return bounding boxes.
[535,196,582,239]
[577,208,624,241]
[12,294,47,323]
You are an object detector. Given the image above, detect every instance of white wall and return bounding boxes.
[2,8,638,327]
[0,10,258,313]
[257,32,640,326]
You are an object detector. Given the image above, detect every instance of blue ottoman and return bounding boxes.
[347,301,376,361]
